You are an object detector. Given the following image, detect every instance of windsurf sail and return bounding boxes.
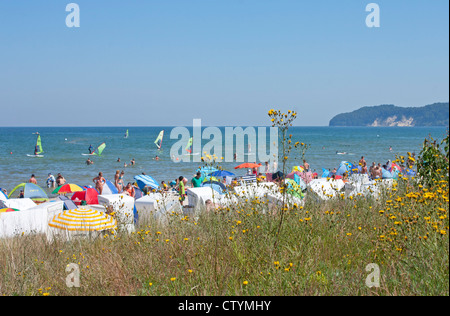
[185,137,193,154]
[35,134,43,155]
[124,129,129,139]
[154,130,164,149]
[92,142,106,156]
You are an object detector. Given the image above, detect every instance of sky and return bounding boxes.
[0,0,448,127]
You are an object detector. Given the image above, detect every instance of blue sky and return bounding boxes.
[0,0,448,126]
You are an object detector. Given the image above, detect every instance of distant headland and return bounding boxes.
[329,102,449,127]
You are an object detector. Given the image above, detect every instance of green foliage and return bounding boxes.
[417,131,450,187]
[329,102,449,127]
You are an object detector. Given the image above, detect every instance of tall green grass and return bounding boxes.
[1,175,448,296]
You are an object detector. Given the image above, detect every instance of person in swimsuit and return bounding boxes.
[114,170,121,192]
[93,172,106,195]
[124,183,135,198]
[118,170,125,193]
[29,174,37,184]
[56,173,66,186]
[303,160,310,172]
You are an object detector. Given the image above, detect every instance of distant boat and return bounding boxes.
[154,130,164,150]
[27,133,44,158]
[124,129,129,139]
[82,142,106,156]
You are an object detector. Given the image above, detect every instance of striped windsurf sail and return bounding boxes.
[154,130,164,149]
[185,137,193,154]
[92,142,106,156]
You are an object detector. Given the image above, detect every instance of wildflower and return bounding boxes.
[243,280,248,285]
[170,277,176,282]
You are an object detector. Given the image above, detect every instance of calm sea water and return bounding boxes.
[0,126,447,194]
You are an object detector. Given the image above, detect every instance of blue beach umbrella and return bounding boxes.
[197,166,218,178]
[208,170,235,177]
[134,175,159,191]
[101,180,119,195]
[321,168,330,178]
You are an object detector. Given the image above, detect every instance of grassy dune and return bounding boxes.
[0,175,448,296]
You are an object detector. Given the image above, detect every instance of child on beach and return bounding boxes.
[178,176,186,205]
[46,173,56,188]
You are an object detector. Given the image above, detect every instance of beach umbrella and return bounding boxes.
[48,208,117,232]
[208,170,235,177]
[0,208,20,214]
[101,180,119,195]
[389,163,403,173]
[8,183,48,203]
[203,176,219,183]
[286,171,302,179]
[321,168,330,178]
[292,166,304,173]
[272,171,285,180]
[52,183,84,194]
[197,166,219,178]
[234,163,261,169]
[71,188,99,206]
[0,189,8,201]
[134,175,159,191]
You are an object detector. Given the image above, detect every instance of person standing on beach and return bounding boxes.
[191,172,202,188]
[114,170,120,192]
[361,161,368,174]
[118,171,125,193]
[264,162,269,175]
[359,156,366,167]
[29,174,37,184]
[178,176,186,205]
[303,160,310,172]
[93,172,106,195]
[369,162,376,178]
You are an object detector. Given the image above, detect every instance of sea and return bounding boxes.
[0,126,448,195]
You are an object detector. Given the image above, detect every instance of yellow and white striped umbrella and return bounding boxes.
[48,208,117,232]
